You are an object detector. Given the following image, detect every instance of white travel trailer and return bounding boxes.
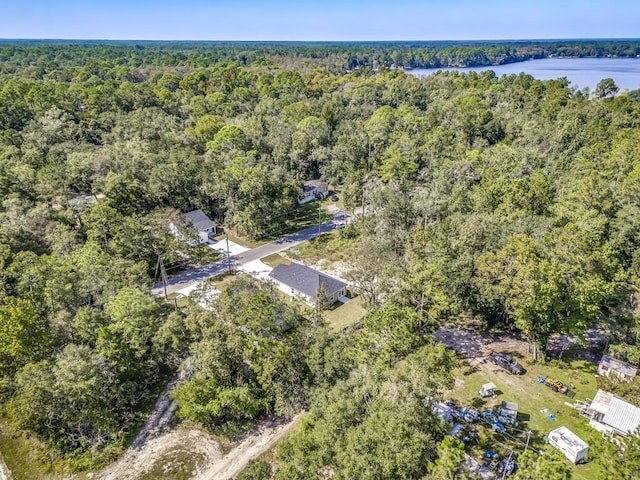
[547,426,589,464]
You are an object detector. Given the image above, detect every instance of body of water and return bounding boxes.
[407,58,640,92]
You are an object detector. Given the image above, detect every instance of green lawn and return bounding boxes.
[324,295,367,331]
[450,355,600,480]
[257,201,331,241]
[286,230,359,266]
[216,202,333,247]
[260,253,291,268]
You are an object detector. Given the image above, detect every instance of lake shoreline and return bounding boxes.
[405,57,640,91]
[404,55,640,70]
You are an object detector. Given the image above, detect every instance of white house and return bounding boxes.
[298,180,329,205]
[597,355,638,382]
[547,426,589,464]
[170,209,217,244]
[268,262,346,307]
[587,389,640,438]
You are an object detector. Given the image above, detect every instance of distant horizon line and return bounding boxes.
[1,37,639,44]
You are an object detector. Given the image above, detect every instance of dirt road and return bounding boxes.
[196,415,300,480]
[94,415,299,480]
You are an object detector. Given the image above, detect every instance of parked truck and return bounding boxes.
[489,351,525,375]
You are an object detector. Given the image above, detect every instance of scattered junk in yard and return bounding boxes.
[497,401,519,425]
[465,453,497,479]
[482,450,517,477]
[547,426,589,464]
[489,351,525,375]
[449,423,464,437]
[491,420,505,433]
[439,398,529,478]
[431,400,454,423]
[479,382,497,398]
[461,407,480,423]
[499,455,517,477]
[538,376,569,394]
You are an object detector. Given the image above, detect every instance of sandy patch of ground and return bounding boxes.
[433,327,529,359]
[94,428,222,480]
[196,415,300,480]
[294,258,351,285]
[433,327,532,393]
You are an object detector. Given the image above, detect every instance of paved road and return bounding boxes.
[152,214,344,296]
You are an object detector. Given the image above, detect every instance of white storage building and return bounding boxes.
[547,426,589,464]
[588,389,640,437]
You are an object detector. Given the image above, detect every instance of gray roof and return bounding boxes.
[602,396,640,436]
[269,262,346,298]
[183,209,216,231]
[303,180,328,193]
[600,355,638,377]
[502,401,519,412]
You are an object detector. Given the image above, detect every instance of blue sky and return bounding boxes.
[1,0,638,41]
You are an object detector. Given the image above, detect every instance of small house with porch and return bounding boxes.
[298,180,329,205]
[170,209,217,244]
[268,262,346,307]
[597,355,638,382]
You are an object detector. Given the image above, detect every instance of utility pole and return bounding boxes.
[157,255,169,300]
[524,430,532,453]
[318,202,321,236]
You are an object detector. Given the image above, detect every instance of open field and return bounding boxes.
[286,230,359,267]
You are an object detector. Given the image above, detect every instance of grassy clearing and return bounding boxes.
[260,253,291,268]
[0,421,88,480]
[324,295,367,331]
[258,201,332,242]
[286,230,359,266]
[450,355,600,480]
[216,202,334,247]
[208,271,244,291]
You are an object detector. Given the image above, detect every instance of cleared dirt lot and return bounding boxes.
[94,416,299,480]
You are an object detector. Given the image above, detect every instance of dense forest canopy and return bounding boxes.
[0,39,639,71]
[1,41,640,477]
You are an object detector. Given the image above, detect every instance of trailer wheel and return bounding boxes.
[552,386,558,392]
